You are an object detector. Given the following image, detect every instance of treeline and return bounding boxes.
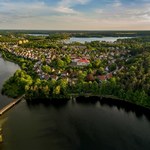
[69,31,150,38]
[3,70,149,107]
[2,30,150,37]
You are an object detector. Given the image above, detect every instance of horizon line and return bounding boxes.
[0,29,150,32]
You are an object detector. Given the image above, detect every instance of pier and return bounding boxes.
[0,95,24,116]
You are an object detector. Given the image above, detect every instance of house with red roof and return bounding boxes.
[77,58,90,66]
[72,58,80,63]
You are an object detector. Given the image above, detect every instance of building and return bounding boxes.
[97,75,107,81]
[77,58,90,66]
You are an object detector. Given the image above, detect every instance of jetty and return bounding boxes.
[0,95,24,116]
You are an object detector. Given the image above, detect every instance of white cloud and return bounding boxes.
[94,1,150,21]
[58,0,90,6]
[55,0,90,14]
[112,0,122,7]
[54,6,78,14]
[95,9,103,14]
[0,1,48,15]
[0,0,150,30]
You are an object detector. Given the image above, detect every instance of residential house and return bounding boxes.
[61,71,69,77]
[106,73,113,79]
[50,75,58,80]
[97,75,107,81]
[77,58,90,66]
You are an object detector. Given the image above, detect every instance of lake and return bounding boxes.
[27,34,49,36]
[0,55,20,109]
[1,98,150,150]
[65,37,131,43]
[26,35,131,43]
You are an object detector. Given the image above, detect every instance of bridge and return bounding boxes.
[0,95,25,116]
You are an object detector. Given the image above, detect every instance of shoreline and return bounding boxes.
[69,92,150,110]
[26,93,150,112]
[0,48,150,112]
[76,95,150,111]
[0,95,24,116]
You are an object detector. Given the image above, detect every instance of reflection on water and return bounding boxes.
[0,118,7,128]
[2,97,150,150]
[0,57,20,109]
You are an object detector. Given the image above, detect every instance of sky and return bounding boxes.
[0,0,150,30]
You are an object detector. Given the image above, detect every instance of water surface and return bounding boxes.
[0,55,20,109]
[2,99,150,150]
[65,37,131,43]
[27,34,49,36]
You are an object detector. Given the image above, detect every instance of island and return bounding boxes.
[0,30,150,108]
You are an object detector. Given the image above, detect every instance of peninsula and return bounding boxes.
[0,31,150,108]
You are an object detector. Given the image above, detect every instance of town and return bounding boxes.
[1,37,130,83]
[0,32,150,108]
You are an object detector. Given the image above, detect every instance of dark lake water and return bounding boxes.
[0,53,150,150]
[1,98,150,150]
[0,55,20,109]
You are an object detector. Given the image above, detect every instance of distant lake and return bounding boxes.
[65,37,132,43]
[27,34,49,36]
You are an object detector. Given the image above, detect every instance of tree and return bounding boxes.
[64,55,71,64]
[86,73,95,81]
[96,67,105,75]
[91,81,99,93]
[78,71,86,82]
[57,58,65,68]
[109,63,117,72]
[21,63,27,70]
[42,65,51,73]
[42,85,50,98]
[93,59,101,68]
[53,86,61,95]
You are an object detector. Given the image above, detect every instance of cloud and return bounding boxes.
[54,0,90,14]
[58,0,90,6]
[112,0,122,7]
[0,1,48,15]
[54,6,78,14]
[0,0,90,26]
[0,0,91,29]
[95,9,103,14]
[0,0,150,30]
[94,1,150,21]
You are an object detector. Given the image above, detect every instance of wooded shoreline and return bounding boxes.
[1,34,150,110]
